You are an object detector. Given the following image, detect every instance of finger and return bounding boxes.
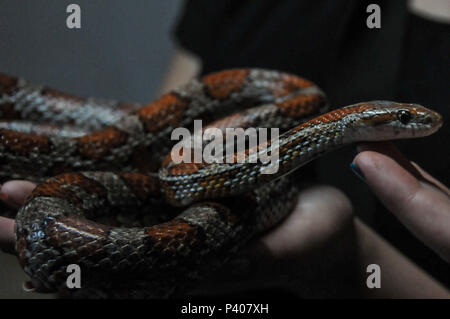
[356,142,447,193]
[259,185,353,258]
[0,216,15,253]
[0,180,36,208]
[410,161,450,196]
[354,151,450,262]
[356,142,423,180]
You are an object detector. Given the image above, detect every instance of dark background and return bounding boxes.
[175,0,449,288]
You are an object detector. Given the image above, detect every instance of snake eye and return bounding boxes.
[397,110,411,125]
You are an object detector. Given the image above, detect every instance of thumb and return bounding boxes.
[353,145,450,262]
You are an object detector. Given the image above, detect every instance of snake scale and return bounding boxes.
[0,68,443,298]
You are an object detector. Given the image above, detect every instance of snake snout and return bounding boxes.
[413,106,443,133]
[429,110,443,128]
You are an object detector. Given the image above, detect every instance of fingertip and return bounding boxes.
[354,151,405,184]
[353,150,422,213]
[294,185,354,229]
[308,185,353,216]
[353,148,406,181]
[1,180,36,208]
[354,146,423,184]
[1,180,36,193]
[353,150,379,174]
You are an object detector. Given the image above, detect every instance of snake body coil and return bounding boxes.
[0,69,442,297]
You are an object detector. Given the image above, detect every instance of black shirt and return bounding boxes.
[174,0,450,287]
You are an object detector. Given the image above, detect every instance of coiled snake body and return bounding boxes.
[0,69,442,297]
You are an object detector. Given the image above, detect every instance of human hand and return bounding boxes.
[193,142,450,298]
[2,159,448,298]
[0,181,36,253]
[190,185,358,298]
[0,179,356,297]
[352,141,450,263]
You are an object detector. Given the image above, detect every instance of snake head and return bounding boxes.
[349,101,443,141]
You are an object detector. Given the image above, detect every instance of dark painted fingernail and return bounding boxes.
[350,162,365,181]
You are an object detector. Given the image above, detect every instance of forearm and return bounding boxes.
[157,48,201,95]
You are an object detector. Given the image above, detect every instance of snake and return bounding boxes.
[0,68,443,298]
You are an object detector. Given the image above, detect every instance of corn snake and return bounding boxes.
[0,68,442,297]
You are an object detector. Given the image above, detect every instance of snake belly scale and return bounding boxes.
[0,68,442,297]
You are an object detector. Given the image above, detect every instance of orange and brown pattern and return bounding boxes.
[2,68,441,298]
